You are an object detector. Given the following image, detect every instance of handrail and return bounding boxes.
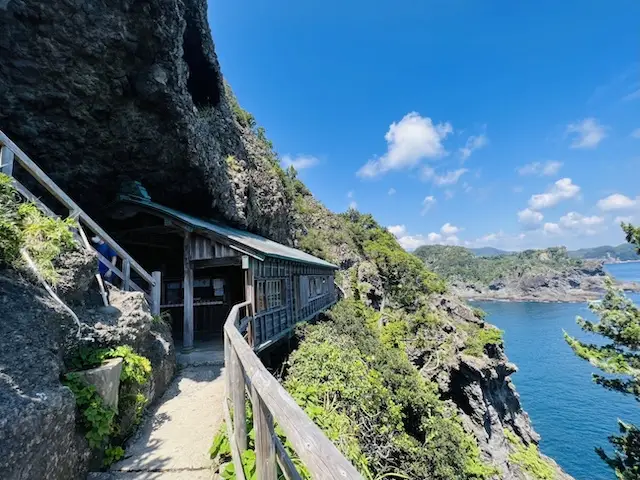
[223,301,363,480]
[0,129,160,314]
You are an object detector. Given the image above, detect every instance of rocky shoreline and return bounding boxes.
[452,279,640,303]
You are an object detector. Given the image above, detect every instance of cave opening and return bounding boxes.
[183,18,221,108]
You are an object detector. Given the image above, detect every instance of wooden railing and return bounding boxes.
[0,129,161,315]
[224,301,363,480]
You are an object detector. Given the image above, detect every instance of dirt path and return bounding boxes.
[92,365,225,479]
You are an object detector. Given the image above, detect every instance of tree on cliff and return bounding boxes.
[565,223,640,479]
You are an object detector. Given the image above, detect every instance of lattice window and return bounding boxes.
[255,279,285,313]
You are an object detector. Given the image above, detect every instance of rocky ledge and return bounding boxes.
[451,261,640,303]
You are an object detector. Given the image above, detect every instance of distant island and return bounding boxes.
[414,245,640,302]
[469,244,640,263]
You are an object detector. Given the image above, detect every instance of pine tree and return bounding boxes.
[564,223,640,479]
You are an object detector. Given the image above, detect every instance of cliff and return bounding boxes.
[1,1,571,478]
[415,245,640,302]
[0,0,294,244]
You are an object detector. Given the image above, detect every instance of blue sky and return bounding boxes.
[209,0,640,251]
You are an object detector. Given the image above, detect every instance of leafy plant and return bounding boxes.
[0,174,76,283]
[63,373,116,449]
[103,445,125,467]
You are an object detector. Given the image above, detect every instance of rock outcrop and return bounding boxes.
[424,295,572,480]
[0,0,294,243]
[0,250,175,480]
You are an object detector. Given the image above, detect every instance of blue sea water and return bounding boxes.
[473,262,640,480]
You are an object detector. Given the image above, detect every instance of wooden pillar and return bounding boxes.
[0,146,14,176]
[183,232,194,350]
[151,271,162,316]
[252,385,277,480]
[230,347,247,453]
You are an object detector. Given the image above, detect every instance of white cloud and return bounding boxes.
[387,225,406,236]
[348,200,358,210]
[422,167,469,186]
[441,223,462,235]
[558,212,604,235]
[459,134,488,161]
[357,112,453,177]
[421,195,436,215]
[444,189,455,200]
[518,208,544,228]
[566,118,607,149]
[281,154,319,170]
[347,190,354,198]
[388,188,396,195]
[597,193,638,211]
[517,161,563,176]
[631,128,640,139]
[543,222,562,235]
[528,178,580,209]
[540,212,605,238]
[392,230,460,250]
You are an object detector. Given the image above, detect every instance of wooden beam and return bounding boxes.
[193,257,242,269]
[183,232,194,350]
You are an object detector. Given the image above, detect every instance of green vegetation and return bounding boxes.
[565,224,640,479]
[283,300,496,479]
[414,245,582,286]
[209,405,310,479]
[504,429,555,480]
[0,173,76,283]
[568,243,640,262]
[64,345,152,466]
[297,208,446,308]
[63,373,117,449]
[462,325,504,357]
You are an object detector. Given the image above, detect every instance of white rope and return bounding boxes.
[20,248,84,338]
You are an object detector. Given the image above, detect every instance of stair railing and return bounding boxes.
[0,129,161,315]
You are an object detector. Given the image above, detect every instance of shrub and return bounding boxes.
[504,429,554,480]
[0,174,76,283]
[284,300,494,479]
[463,325,503,357]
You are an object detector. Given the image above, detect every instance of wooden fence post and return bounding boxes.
[123,258,131,291]
[183,232,194,350]
[0,146,14,176]
[151,271,161,316]
[230,346,247,453]
[252,385,277,480]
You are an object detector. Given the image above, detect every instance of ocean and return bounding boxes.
[473,262,640,480]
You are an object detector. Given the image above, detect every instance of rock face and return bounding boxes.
[424,295,573,480]
[0,0,294,243]
[0,250,175,480]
